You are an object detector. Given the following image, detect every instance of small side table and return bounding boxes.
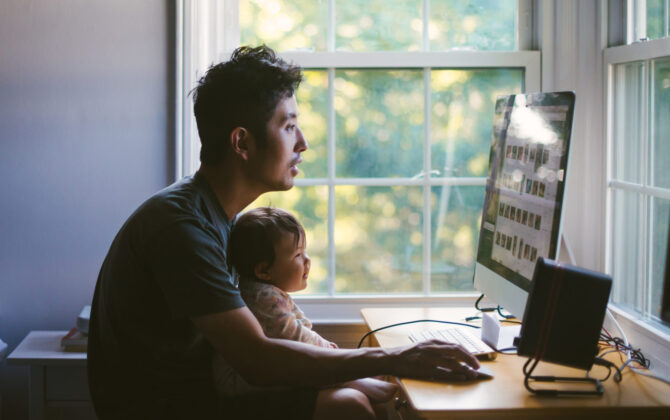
[7,331,90,420]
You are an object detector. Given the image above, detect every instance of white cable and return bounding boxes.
[605,309,670,385]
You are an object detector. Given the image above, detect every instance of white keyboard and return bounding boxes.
[409,327,496,359]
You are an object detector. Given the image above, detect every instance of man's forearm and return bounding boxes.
[240,338,396,387]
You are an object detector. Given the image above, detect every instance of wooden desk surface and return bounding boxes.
[362,307,670,419]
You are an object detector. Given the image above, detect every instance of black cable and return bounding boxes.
[471,294,515,320]
[497,306,515,319]
[356,319,480,349]
[474,294,497,312]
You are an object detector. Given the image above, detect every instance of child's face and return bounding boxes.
[264,232,311,292]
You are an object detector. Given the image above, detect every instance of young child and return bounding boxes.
[213,207,397,414]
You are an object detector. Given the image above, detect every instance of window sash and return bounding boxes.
[604,37,670,319]
[627,0,670,43]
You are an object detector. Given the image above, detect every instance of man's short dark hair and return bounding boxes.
[193,45,303,166]
[229,207,305,279]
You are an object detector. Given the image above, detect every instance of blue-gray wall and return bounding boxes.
[0,1,174,417]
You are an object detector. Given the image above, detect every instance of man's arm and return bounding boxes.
[193,307,480,387]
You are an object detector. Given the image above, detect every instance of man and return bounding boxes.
[88,45,479,420]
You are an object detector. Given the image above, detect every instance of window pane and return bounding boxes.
[652,57,670,188]
[651,197,670,319]
[613,61,645,184]
[646,0,666,40]
[335,70,423,178]
[246,186,329,295]
[611,189,644,312]
[430,186,483,292]
[336,0,422,52]
[297,70,328,179]
[431,69,523,178]
[240,0,327,52]
[334,186,423,293]
[430,0,517,51]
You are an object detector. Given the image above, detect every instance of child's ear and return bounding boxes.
[254,262,272,281]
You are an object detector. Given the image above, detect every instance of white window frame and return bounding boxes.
[604,36,670,315]
[175,0,540,319]
[603,0,670,375]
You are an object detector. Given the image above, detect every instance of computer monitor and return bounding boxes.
[473,92,576,318]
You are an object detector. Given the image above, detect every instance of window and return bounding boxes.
[627,0,670,42]
[177,0,540,301]
[605,0,670,324]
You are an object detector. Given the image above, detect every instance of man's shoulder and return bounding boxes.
[130,175,227,236]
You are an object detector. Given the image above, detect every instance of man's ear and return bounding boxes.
[230,127,251,160]
[254,262,272,281]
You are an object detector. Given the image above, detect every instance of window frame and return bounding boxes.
[604,37,670,319]
[176,0,540,318]
[603,0,670,368]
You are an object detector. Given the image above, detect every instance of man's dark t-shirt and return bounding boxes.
[88,172,245,419]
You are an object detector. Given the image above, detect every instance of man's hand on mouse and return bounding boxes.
[387,339,481,381]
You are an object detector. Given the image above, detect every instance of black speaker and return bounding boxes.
[516,258,612,395]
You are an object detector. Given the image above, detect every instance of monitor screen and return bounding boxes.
[474,92,576,317]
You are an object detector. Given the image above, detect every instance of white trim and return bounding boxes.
[279,51,540,69]
[293,177,487,187]
[295,294,482,322]
[604,58,615,277]
[328,0,335,52]
[422,67,431,295]
[608,180,670,199]
[422,0,429,51]
[222,0,239,53]
[604,36,670,63]
[517,0,534,50]
[540,0,554,91]
[327,68,336,296]
[175,0,184,181]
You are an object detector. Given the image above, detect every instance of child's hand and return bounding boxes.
[343,377,398,403]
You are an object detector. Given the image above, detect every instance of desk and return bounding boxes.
[362,307,670,419]
[7,331,94,420]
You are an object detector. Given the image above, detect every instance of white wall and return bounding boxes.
[0,1,174,418]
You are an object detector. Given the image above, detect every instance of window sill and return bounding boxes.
[293,293,482,323]
[607,304,670,377]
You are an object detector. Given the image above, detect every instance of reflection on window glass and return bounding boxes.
[646,0,666,40]
[651,198,670,319]
[431,69,523,178]
[613,62,645,184]
[335,70,423,178]
[611,189,644,313]
[652,57,670,188]
[297,70,328,179]
[245,187,329,295]
[240,0,327,51]
[430,0,517,51]
[336,0,422,51]
[334,186,423,293]
[430,186,484,292]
